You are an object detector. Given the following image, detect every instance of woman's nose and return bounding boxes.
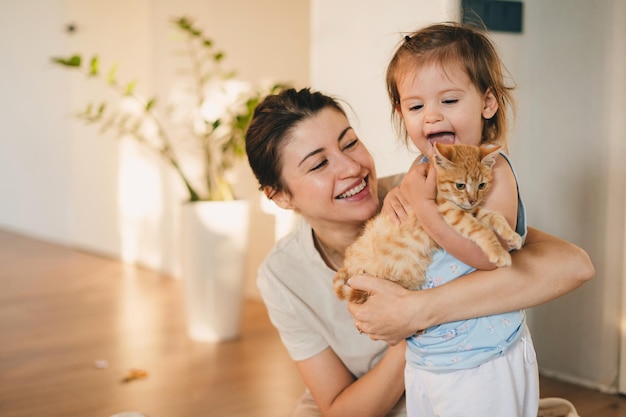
[337,153,361,177]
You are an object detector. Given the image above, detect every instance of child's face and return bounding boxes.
[396,61,498,159]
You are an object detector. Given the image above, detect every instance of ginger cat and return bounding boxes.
[334,143,523,304]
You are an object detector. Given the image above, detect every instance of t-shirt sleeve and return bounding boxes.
[257,259,329,362]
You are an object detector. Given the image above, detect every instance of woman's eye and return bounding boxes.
[343,139,359,150]
[310,160,328,172]
[455,183,465,190]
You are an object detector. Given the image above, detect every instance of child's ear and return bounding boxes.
[482,89,499,120]
[395,103,403,117]
[265,187,295,210]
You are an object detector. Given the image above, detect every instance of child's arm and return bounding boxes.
[347,227,594,345]
[399,155,517,270]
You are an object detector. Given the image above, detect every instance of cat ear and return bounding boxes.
[480,145,501,169]
[433,142,456,169]
[482,89,499,120]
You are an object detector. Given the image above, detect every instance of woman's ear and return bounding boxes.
[264,186,294,210]
[482,89,499,120]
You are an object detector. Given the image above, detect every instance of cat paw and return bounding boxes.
[490,250,512,267]
[349,289,369,304]
[507,233,523,250]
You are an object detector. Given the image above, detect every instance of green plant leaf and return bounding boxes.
[51,54,82,67]
[107,63,118,84]
[145,98,156,111]
[124,80,136,95]
[174,16,192,30]
[89,56,99,76]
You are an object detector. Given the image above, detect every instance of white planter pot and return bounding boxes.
[180,200,250,342]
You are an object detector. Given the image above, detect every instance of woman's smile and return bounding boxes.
[336,177,368,199]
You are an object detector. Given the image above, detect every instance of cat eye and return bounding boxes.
[455,183,466,190]
[478,183,487,190]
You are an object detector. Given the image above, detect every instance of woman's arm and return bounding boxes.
[347,226,594,345]
[296,342,406,417]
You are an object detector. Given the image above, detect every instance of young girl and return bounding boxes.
[383,22,537,416]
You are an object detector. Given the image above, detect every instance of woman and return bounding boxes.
[245,87,593,417]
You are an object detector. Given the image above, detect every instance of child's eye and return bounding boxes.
[442,99,459,105]
[408,104,424,111]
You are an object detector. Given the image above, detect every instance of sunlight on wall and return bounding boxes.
[115,265,164,367]
[118,138,164,268]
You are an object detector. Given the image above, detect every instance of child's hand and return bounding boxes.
[401,161,437,222]
[380,187,411,224]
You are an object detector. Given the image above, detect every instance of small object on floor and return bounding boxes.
[93,359,109,369]
[121,368,148,383]
[538,397,580,417]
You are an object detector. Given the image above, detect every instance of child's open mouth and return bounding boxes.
[427,132,455,146]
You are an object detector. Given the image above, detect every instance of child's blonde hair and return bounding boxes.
[386,22,516,151]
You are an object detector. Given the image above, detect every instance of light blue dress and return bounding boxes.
[405,152,527,371]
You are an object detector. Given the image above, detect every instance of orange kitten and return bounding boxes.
[334,143,522,304]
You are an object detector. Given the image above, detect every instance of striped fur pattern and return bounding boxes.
[334,143,522,304]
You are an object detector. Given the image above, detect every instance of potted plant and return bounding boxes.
[52,16,286,342]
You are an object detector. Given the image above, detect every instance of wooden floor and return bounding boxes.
[1,229,625,417]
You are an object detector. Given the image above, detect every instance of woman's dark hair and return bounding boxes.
[246,87,346,197]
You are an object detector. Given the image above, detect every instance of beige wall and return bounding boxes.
[311,0,625,393]
[0,0,309,298]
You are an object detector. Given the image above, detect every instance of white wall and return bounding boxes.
[311,0,625,392]
[311,0,462,177]
[0,0,75,246]
[0,0,309,298]
[510,0,625,393]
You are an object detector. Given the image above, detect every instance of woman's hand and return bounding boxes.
[348,275,425,345]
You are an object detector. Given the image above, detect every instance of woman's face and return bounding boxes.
[271,107,379,227]
[397,62,498,159]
